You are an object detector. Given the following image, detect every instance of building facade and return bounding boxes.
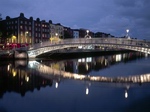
[50,23,64,39]
[0,13,113,46]
[73,29,79,38]
[64,27,73,39]
[0,13,50,45]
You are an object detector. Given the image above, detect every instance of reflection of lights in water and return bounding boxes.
[86,88,89,95]
[105,59,107,66]
[82,58,85,62]
[12,69,16,77]
[28,61,39,68]
[123,53,127,59]
[7,64,10,71]
[78,57,91,63]
[78,59,82,62]
[86,63,89,70]
[26,76,29,82]
[55,82,58,88]
[116,54,122,62]
[86,57,92,62]
[145,53,148,57]
[125,90,128,98]
[76,64,78,70]
[125,85,130,99]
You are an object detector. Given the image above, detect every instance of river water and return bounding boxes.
[0,51,150,112]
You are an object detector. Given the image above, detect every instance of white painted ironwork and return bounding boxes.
[27,38,150,58]
[1,38,150,58]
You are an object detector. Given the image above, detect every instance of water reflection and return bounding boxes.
[0,62,52,98]
[0,52,149,99]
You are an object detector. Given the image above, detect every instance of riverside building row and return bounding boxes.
[0,13,113,45]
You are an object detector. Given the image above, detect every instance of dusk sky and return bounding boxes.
[0,0,150,40]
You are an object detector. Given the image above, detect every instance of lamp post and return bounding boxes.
[86,30,89,36]
[25,31,28,43]
[126,29,130,39]
[55,33,58,38]
[56,33,59,41]
[86,30,91,38]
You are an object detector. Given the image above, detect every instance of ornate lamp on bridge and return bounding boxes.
[85,30,91,38]
[126,29,130,39]
[86,30,89,35]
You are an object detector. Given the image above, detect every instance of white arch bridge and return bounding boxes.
[25,38,150,58]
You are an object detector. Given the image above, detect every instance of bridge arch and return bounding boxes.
[27,38,150,58]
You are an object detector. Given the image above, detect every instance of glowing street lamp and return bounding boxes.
[55,33,58,37]
[86,87,89,95]
[86,30,89,35]
[55,82,58,88]
[126,29,130,39]
[85,30,90,38]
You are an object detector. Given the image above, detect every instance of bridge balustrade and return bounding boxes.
[28,38,149,50]
[14,37,150,58]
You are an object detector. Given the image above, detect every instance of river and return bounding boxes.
[0,51,150,112]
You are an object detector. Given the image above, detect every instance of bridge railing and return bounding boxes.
[55,38,149,47]
[28,37,150,53]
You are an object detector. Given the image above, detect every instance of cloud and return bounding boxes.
[0,0,150,39]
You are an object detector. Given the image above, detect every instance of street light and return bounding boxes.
[25,31,28,43]
[86,30,91,39]
[126,29,130,39]
[86,30,89,35]
[55,33,58,37]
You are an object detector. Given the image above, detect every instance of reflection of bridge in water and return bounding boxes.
[4,56,150,98]
[28,61,150,84]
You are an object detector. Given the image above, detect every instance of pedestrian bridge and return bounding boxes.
[27,38,150,58]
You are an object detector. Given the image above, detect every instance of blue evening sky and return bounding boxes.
[0,0,150,40]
